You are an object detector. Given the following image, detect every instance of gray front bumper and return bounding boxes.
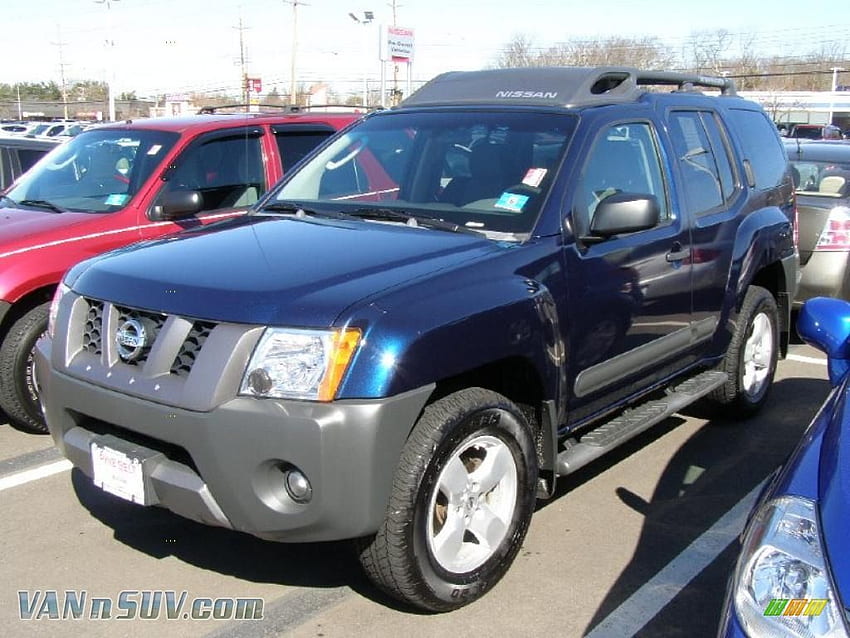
[36,338,433,542]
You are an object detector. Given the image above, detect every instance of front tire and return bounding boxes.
[0,303,50,433]
[357,387,538,612]
[710,285,778,415]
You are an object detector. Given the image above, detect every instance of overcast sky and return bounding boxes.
[1,0,847,98]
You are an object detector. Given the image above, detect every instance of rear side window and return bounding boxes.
[275,130,333,172]
[668,110,735,215]
[726,108,787,189]
[18,148,49,172]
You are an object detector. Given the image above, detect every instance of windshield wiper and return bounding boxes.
[347,207,482,236]
[18,199,65,213]
[259,201,352,220]
[0,194,18,208]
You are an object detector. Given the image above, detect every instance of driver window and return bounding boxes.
[158,135,265,213]
[574,122,668,229]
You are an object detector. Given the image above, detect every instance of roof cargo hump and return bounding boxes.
[400,66,737,109]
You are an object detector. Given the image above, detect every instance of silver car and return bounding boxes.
[785,139,850,304]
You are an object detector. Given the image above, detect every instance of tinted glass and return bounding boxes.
[17,148,49,172]
[272,110,577,237]
[275,131,332,172]
[702,113,736,201]
[726,108,787,189]
[669,111,731,215]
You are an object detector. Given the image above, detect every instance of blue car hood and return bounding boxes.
[68,215,499,327]
[818,377,850,610]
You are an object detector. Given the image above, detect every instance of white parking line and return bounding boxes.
[787,353,827,366]
[585,479,766,638]
[0,459,72,493]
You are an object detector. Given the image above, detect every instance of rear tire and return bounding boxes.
[710,285,778,415]
[0,303,50,433]
[357,387,538,612]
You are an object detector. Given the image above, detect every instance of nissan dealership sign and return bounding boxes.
[380,25,414,62]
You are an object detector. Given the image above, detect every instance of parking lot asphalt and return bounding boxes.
[0,343,831,637]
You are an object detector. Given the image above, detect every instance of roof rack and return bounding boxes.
[400,66,738,109]
[196,103,371,115]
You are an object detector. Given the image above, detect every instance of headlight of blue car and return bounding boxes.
[733,495,848,637]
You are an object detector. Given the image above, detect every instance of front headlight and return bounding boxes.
[47,283,71,339]
[239,327,361,401]
[733,496,849,638]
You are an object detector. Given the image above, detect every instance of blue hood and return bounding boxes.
[69,215,499,327]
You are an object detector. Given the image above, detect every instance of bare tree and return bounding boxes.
[493,34,537,68]
[494,35,676,70]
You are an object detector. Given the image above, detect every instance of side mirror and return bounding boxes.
[150,190,202,221]
[797,297,850,386]
[588,192,660,239]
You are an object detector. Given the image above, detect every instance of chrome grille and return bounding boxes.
[77,297,222,380]
[171,321,215,377]
[114,306,166,367]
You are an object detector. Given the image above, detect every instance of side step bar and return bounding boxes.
[555,370,728,477]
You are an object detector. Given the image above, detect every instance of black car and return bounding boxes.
[0,136,60,190]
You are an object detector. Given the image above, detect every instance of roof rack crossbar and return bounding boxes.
[633,70,737,95]
[197,103,372,115]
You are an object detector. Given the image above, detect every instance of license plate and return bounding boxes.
[91,443,146,504]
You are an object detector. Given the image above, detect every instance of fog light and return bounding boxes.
[284,469,312,503]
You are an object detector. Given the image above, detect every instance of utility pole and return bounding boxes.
[51,27,70,119]
[235,16,249,106]
[94,0,119,121]
[284,0,308,106]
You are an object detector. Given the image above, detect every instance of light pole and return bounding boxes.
[95,0,120,121]
[830,67,844,126]
[349,10,374,107]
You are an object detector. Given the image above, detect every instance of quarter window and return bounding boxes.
[669,110,736,214]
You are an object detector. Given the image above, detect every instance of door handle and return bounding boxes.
[666,245,690,262]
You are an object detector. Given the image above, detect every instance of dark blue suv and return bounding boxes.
[38,67,797,612]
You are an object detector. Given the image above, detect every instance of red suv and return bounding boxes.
[0,109,361,432]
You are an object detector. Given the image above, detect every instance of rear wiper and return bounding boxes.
[18,199,65,213]
[347,207,482,236]
[259,201,352,220]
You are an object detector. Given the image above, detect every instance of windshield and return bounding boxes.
[4,128,179,213]
[790,158,850,197]
[269,110,576,237]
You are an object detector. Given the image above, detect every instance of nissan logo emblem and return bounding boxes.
[115,318,149,362]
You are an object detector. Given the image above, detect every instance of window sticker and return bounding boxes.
[104,194,130,206]
[146,144,163,156]
[522,167,547,188]
[494,192,529,213]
